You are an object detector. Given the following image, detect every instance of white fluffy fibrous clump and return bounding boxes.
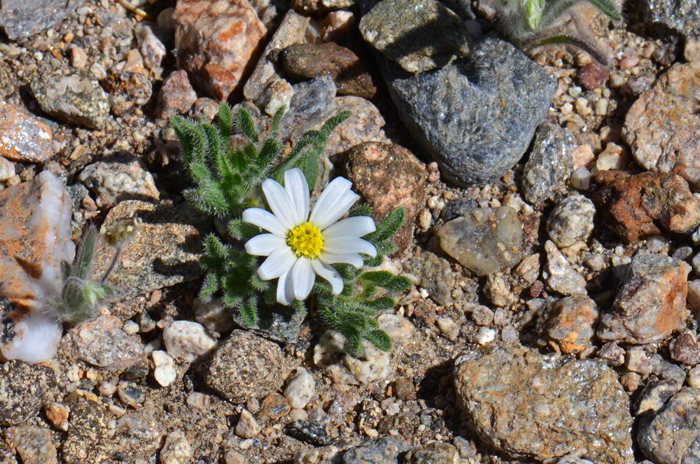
[1,309,62,363]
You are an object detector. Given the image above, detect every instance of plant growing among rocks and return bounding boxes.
[494,0,621,66]
[171,104,411,355]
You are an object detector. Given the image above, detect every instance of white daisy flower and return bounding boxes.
[242,168,377,305]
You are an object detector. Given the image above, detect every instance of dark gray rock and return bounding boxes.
[342,437,411,464]
[284,420,331,446]
[0,361,57,426]
[522,122,575,207]
[0,0,86,40]
[278,76,337,144]
[31,72,110,130]
[643,0,700,41]
[454,344,634,463]
[637,387,700,464]
[375,37,557,186]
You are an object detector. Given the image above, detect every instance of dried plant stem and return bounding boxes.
[113,0,156,21]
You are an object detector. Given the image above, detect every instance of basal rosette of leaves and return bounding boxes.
[170,104,411,355]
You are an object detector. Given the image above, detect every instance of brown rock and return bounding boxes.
[671,331,700,365]
[536,295,599,354]
[392,377,416,401]
[345,142,427,255]
[591,170,700,243]
[623,62,700,189]
[173,0,266,101]
[597,253,689,345]
[157,70,198,120]
[257,392,291,421]
[0,102,53,163]
[282,43,376,99]
[103,71,152,117]
[578,61,610,90]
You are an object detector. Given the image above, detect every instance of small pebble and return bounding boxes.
[44,402,69,431]
[153,350,177,387]
[476,327,496,345]
[284,368,315,409]
[235,410,261,438]
[437,317,460,341]
[160,431,193,464]
[70,46,88,69]
[122,321,139,335]
[163,321,217,362]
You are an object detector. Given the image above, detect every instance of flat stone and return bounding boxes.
[31,72,110,130]
[521,122,575,207]
[0,360,56,426]
[92,200,203,301]
[547,194,596,248]
[258,392,291,421]
[345,142,427,254]
[0,171,73,363]
[359,0,471,73]
[78,156,159,209]
[454,344,633,463]
[71,315,145,370]
[374,37,557,186]
[206,330,292,403]
[403,251,454,305]
[404,442,459,464]
[0,0,87,40]
[12,425,57,464]
[243,9,310,102]
[282,43,376,98]
[637,387,700,463]
[597,253,689,345]
[157,70,198,120]
[536,294,599,354]
[163,320,217,362]
[0,102,53,163]
[437,206,523,276]
[623,62,700,188]
[342,437,411,464]
[591,170,700,243]
[173,0,267,101]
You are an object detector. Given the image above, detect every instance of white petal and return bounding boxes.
[242,208,287,238]
[292,257,315,300]
[258,247,297,280]
[311,259,344,294]
[323,237,377,257]
[277,270,295,305]
[244,234,286,256]
[262,178,298,230]
[319,252,364,268]
[323,216,376,238]
[309,177,360,230]
[285,168,310,225]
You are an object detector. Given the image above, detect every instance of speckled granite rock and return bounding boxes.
[103,71,152,117]
[0,0,87,40]
[61,399,114,464]
[342,436,411,464]
[206,330,293,403]
[403,251,454,305]
[345,142,427,254]
[11,425,57,464]
[637,387,700,463]
[373,37,557,186]
[547,194,596,248]
[78,156,159,209]
[623,62,700,189]
[597,253,689,345]
[454,344,634,463]
[70,315,145,370]
[591,171,700,243]
[359,0,470,73]
[0,102,53,163]
[437,206,523,276]
[0,361,57,426]
[521,122,575,207]
[30,72,110,130]
[643,0,700,41]
[92,200,202,301]
[173,0,267,101]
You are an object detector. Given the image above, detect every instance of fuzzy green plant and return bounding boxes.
[494,0,620,66]
[171,103,411,355]
[51,217,140,324]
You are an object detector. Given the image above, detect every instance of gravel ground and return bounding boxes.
[1,0,700,462]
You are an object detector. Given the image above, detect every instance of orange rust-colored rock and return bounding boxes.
[537,294,599,354]
[0,102,53,163]
[345,142,427,255]
[591,170,700,243]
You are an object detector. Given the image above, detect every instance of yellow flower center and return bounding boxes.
[286,222,324,259]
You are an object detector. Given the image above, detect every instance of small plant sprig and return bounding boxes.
[494,0,620,66]
[171,103,411,355]
[51,216,141,324]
